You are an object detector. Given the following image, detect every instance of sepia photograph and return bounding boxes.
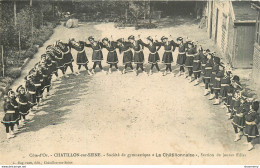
[0,0,259,166]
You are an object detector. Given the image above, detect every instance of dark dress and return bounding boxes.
[2,99,19,124]
[103,41,119,64]
[231,97,241,117]
[17,94,30,116]
[232,101,250,129]
[176,43,188,65]
[32,72,43,99]
[25,79,37,107]
[72,41,89,65]
[45,59,53,86]
[46,52,58,74]
[185,47,196,68]
[117,42,134,65]
[140,40,161,64]
[159,40,177,64]
[244,110,259,138]
[200,53,207,75]
[130,40,145,64]
[193,52,202,73]
[220,74,231,99]
[53,47,64,69]
[204,59,214,80]
[61,43,74,65]
[210,64,219,87]
[213,69,224,91]
[40,64,49,91]
[226,85,234,108]
[85,42,103,62]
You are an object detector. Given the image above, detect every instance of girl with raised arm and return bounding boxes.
[102,37,120,74]
[139,36,161,75]
[116,38,134,74]
[128,35,145,76]
[85,36,106,74]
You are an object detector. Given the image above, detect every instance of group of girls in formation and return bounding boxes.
[1,35,259,151]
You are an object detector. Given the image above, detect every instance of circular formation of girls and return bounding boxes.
[1,35,259,151]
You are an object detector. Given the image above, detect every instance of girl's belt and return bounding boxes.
[193,60,200,63]
[164,50,172,53]
[123,49,131,53]
[78,49,85,53]
[246,121,256,125]
[236,113,243,117]
[178,52,185,54]
[18,101,28,105]
[186,54,194,56]
[150,52,157,54]
[205,67,212,70]
[221,84,229,86]
[135,50,143,53]
[6,110,15,114]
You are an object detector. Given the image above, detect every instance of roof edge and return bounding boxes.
[251,3,260,10]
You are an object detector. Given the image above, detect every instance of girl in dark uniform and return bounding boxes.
[203,53,214,96]
[128,35,145,76]
[228,75,243,119]
[159,36,177,76]
[116,38,134,74]
[25,75,37,110]
[139,36,161,75]
[32,68,43,107]
[193,46,203,85]
[52,45,66,78]
[244,101,259,151]
[1,91,18,139]
[39,56,51,99]
[220,67,232,111]
[46,48,58,78]
[85,36,106,74]
[45,54,54,97]
[185,41,197,82]
[213,64,224,105]
[56,40,74,76]
[8,90,20,133]
[102,37,120,74]
[232,96,250,142]
[200,49,210,86]
[208,55,220,100]
[176,37,187,77]
[16,85,30,126]
[69,39,92,75]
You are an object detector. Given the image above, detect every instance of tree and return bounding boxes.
[128,1,152,26]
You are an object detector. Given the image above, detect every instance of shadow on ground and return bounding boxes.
[16,71,91,135]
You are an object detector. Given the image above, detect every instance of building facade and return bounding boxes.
[206,1,257,68]
[251,2,260,92]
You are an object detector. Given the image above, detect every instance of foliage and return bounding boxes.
[5,67,21,79]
